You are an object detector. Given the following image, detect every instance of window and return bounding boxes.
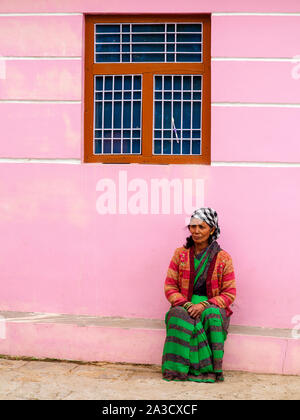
[84,15,211,164]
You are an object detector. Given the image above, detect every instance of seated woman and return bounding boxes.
[162,207,236,383]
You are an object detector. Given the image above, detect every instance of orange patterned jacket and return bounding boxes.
[164,246,236,317]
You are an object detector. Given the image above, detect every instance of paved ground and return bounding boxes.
[0,357,299,400]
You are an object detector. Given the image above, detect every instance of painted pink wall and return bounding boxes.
[0,15,82,57]
[0,103,81,158]
[0,3,299,339]
[212,107,300,162]
[0,60,81,101]
[212,61,300,103]
[1,321,299,374]
[212,15,300,58]
[1,0,300,13]
[0,163,299,330]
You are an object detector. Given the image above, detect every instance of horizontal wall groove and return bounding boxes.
[0,159,299,167]
[0,56,82,60]
[0,158,81,164]
[0,57,297,62]
[212,102,300,108]
[1,101,299,107]
[0,13,82,16]
[212,12,300,16]
[212,57,298,62]
[0,12,300,17]
[211,161,300,167]
[0,100,81,104]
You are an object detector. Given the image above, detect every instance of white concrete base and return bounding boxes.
[0,311,299,375]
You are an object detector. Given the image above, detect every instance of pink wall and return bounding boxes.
[212,107,300,162]
[0,15,82,57]
[1,0,300,13]
[212,15,300,58]
[0,163,299,330]
[0,103,81,158]
[0,2,299,338]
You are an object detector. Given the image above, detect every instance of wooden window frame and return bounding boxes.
[84,14,211,164]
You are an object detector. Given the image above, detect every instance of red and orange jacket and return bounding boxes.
[164,246,236,317]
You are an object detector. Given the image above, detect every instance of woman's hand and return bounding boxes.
[188,303,206,319]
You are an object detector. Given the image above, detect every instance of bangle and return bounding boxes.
[183,302,193,310]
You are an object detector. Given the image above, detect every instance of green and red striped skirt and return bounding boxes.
[162,295,229,383]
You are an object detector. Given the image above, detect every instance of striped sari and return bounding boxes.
[162,248,229,382]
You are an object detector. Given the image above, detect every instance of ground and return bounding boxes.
[0,357,299,400]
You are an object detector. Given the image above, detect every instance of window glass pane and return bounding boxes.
[132,140,141,153]
[94,75,142,155]
[132,53,164,62]
[96,43,120,53]
[176,33,201,43]
[95,54,120,62]
[167,53,175,61]
[95,140,102,153]
[95,24,120,33]
[154,102,162,129]
[132,34,164,43]
[122,54,130,62]
[113,101,122,128]
[104,102,112,128]
[176,43,201,53]
[94,22,202,63]
[192,140,201,154]
[133,102,141,128]
[133,24,165,32]
[95,103,102,129]
[122,140,130,153]
[96,34,120,43]
[163,140,171,154]
[114,76,122,90]
[176,53,202,62]
[155,76,162,91]
[153,75,202,155]
[177,23,202,32]
[103,139,112,154]
[182,140,191,154]
[134,76,141,90]
[105,77,113,90]
[113,139,121,153]
[154,140,162,154]
[132,44,164,52]
[172,139,180,155]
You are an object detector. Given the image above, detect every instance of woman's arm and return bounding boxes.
[208,254,236,309]
[164,249,188,307]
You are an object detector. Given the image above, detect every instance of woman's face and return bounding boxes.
[189,220,215,245]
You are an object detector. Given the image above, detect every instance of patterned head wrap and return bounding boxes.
[189,207,220,242]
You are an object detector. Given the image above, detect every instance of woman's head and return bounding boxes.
[184,207,220,249]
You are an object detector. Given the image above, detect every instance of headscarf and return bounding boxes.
[189,207,220,242]
[189,208,222,297]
